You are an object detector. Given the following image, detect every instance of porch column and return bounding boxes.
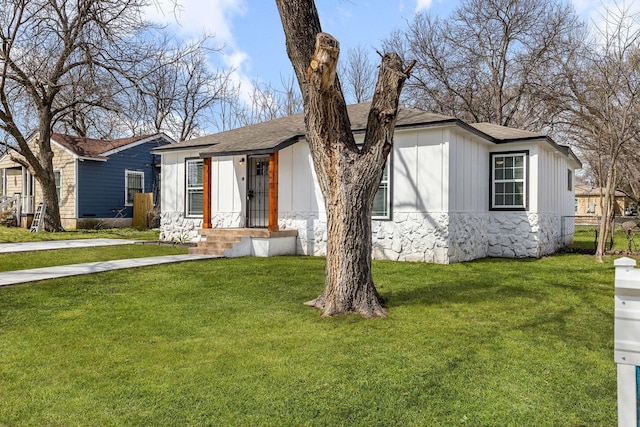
[268,152,279,232]
[202,157,212,229]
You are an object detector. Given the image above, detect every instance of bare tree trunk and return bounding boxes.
[276,0,413,317]
[596,169,615,262]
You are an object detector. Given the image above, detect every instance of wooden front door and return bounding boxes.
[247,156,270,228]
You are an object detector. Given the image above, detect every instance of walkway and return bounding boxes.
[0,238,138,253]
[0,239,217,287]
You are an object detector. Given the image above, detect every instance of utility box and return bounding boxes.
[615,257,640,426]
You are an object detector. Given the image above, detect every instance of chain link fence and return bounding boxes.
[563,215,640,253]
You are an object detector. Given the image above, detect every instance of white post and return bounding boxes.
[615,257,640,427]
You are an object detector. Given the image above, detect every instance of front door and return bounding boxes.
[246,156,269,228]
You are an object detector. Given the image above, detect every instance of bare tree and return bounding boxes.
[340,45,376,103]
[554,5,640,261]
[387,0,583,130]
[121,37,234,141]
[0,0,157,230]
[275,0,415,317]
[216,76,302,130]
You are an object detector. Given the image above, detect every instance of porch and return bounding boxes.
[189,228,298,257]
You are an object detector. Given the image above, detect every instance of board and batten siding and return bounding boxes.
[447,127,490,213]
[159,149,245,241]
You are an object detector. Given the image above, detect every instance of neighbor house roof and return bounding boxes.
[52,133,173,161]
[151,103,581,168]
[575,183,627,197]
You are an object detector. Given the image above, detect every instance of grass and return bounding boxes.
[0,226,161,243]
[0,252,617,426]
[570,224,640,253]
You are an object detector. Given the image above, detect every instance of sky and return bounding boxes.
[143,0,640,103]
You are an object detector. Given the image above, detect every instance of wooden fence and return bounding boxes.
[133,192,154,229]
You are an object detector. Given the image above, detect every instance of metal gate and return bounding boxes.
[246,156,269,228]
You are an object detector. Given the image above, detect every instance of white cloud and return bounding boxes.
[415,0,432,14]
[144,1,257,110]
[145,0,246,43]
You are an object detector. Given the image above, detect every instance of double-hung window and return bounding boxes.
[53,170,61,205]
[372,161,390,219]
[186,159,203,216]
[491,152,528,210]
[125,170,144,206]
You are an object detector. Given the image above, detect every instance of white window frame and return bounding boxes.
[185,159,204,217]
[372,160,391,220]
[53,170,61,206]
[125,170,144,206]
[490,152,528,211]
[0,168,5,197]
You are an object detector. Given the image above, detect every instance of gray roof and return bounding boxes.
[153,103,456,157]
[469,122,542,141]
[152,103,581,168]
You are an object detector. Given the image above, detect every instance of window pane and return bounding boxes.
[372,185,388,217]
[126,172,143,204]
[188,190,203,215]
[505,169,513,180]
[187,161,203,187]
[492,153,526,209]
[505,157,513,167]
[514,182,524,195]
[505,182,514,193]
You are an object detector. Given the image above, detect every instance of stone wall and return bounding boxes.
[162,209,565,263]
[486,212,563,258]
[160,212,245,242]
[159,212,202,242]
[280,211,452,263]
[447,213,490,263]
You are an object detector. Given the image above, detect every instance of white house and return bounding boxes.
[154,103,581,263]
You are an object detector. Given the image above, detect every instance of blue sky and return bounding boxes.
[144,0,638,101]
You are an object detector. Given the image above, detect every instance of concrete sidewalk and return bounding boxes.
[0,254,216,287]
[0,238,217,287]
[0,238,138,253]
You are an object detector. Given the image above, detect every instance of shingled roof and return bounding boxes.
[151,103,580,168]
[153,103,456,157]
[52,134,159,160]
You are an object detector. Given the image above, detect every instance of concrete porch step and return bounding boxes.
[189,228,298,257]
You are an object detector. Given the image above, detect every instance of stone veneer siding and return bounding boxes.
[160,212,242,242]
[161,210,565,263]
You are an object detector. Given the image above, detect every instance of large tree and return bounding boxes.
[0,0,155,230]
[275,0,414,317]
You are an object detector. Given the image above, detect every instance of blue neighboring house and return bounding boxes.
[0,132,175,229]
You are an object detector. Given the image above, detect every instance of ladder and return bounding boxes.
[30,203,46,232]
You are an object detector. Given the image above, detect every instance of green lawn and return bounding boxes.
[0,226,161,243]
[0,252,617,426]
